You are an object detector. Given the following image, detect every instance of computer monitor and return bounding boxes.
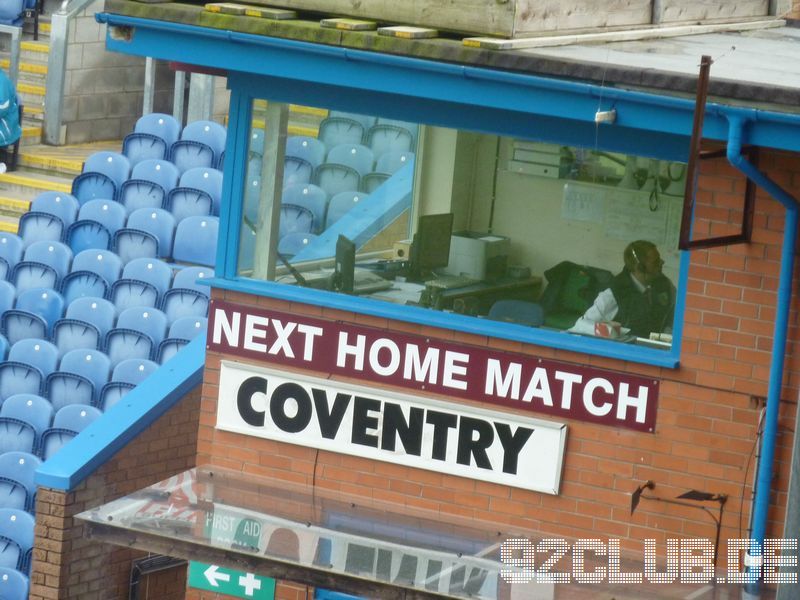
[408,212,454,281]
[333,234,356,294]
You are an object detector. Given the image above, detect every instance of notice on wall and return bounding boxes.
[217,362,567,494]
[208,301,660,432]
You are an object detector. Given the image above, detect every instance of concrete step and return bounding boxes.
[0,196,30,222]
[0,214,20,233]
[0,170,73,200]
[19,40,50,64]
[18,151,83,177]
[0,58,48,78]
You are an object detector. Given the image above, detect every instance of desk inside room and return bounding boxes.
[422,275,542,315]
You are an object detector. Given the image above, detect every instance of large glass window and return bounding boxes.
[237,100,685,351]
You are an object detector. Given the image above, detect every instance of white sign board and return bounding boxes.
[217,362,567,494]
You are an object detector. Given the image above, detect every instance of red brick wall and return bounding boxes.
[196,148,800,598]
[30,388,201,600]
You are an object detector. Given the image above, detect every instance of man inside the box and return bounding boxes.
[570,239,675,340]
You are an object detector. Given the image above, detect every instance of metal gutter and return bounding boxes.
[34,335,205,491]
[726,115,799,596]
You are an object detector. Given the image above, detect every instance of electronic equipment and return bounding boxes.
[333,234,356,294]
[443,231,510,281]
[407,213,454,282]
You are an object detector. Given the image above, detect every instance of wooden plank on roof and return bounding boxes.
[654,0,769,24]
[464,17,785,50]
[320,17,377,31]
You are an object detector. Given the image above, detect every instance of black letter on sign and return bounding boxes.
[381,403,423,456]
[237,377,267,426]
[270,383,312,433]
[351,396,381,448]
[426,410,458,461]
[313,389,351,439]
[456,417,494,470]
[494,423,534,475]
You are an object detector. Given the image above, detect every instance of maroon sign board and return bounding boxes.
[206,300,659,432]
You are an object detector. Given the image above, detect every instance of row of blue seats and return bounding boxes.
[0,564,28,600]
[121,116,226,172]
[0,245,212,325]
[0,502,33,584]
[0,293,206,366]
[0,399,102,465]
[68,163,223,220]
[0,326,203,411]
[14,205,218,267]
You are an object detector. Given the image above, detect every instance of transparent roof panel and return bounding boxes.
[77,466,522,599]
[77,466,747,599]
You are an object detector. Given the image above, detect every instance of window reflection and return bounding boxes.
[237,101,684,350]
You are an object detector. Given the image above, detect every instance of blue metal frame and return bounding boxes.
[94,13,716,368]
[35,335,205,490]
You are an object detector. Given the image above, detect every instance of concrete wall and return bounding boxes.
[29,388,201,600]
[59,1,231,144]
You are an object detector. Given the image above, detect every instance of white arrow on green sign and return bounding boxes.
[188,561,275,599]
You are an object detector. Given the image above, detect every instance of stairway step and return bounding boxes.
[17,82,45,97]
[21,125,41,142]
[21,41,49,55]
[19,151,82,176]
[0,216,19,234]
[0,171,73,198]
[0,196,30,217]
[0,59,48,76]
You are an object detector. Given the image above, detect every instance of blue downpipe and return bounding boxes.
[726,116,799,595]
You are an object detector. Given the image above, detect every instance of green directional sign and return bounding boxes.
[188,561,275,599]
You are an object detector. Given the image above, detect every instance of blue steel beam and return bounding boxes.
[35,335,205,491]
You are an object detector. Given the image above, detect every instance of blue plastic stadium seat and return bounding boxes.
[169,120,226,174]
[366,123,415,160]
[59,249,122,304]
[157,316,206,363]
[71,151,131,205]
[326,143,375,177]
[114,208,176,263]
[51,297,115,358]
[105,307,168,366]
[0,234,23,277]
[0,454,41,513]
[281,183,328,234]
[314,163,361,198]
[65,199,127,254]
[172,216,218,267]
[164,166,223,220]
[118,158,180,215]
[375,150,414,175]
[0,281,14,316]
[161,265,211,323]
[98,358,159,411]
[0,0,25,28]
[109,257,172,315]
[317,117,365,149]
[17,212,64,250]
[286,135,326,168]
[122,113,181,167]
[325,191,367,229]
[283,156,314,187]
[0,394,53,455]
[40,405,102,460]
[11,240,72,294]
[46,348,111,411]
[328,110,376,131]
[30,192,80,229]
[277,232,317,257]
[1,289,64,345]
[0,565,29,599]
